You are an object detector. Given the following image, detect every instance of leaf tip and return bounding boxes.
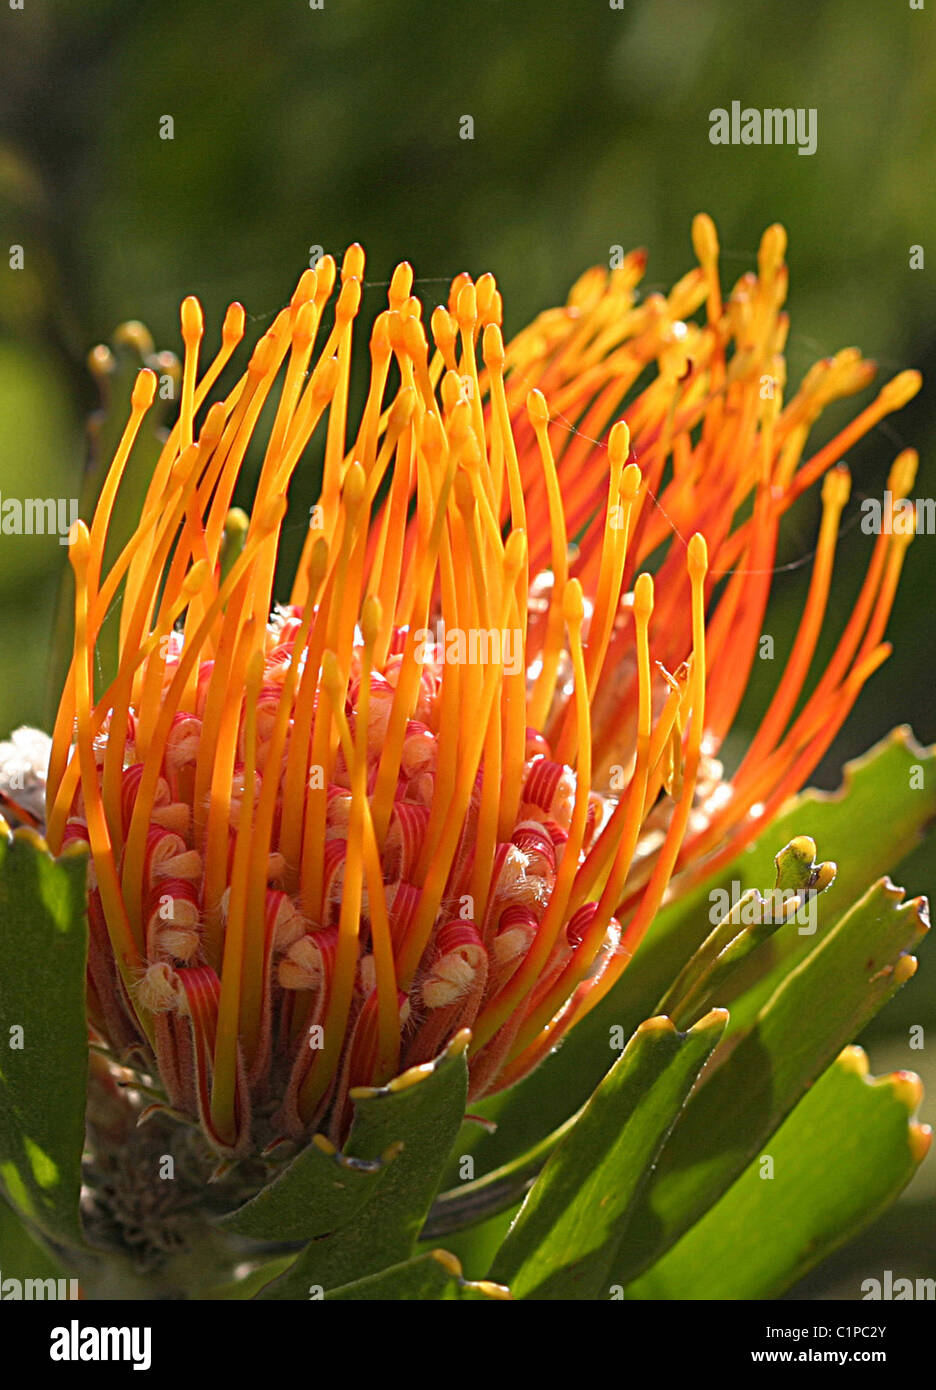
[838,1044,870,1078]
[689,1006,729,1035]
[885,1069,924,1114]
[428,1248,463,1277]
[908,1123,932,1165]
[892,953,919,988]
[470,1279,513,1300]
[635,1014,677,1036]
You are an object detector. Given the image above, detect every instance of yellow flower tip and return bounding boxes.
[321,650,343,702]
[313,353,340,403]
[687,530,708,579]
[402,315,428,362]
[476,271,497,316]
[342,459,367,510]
[503,527,527,579]
[311,1133,337,1156]
[620,460,642,502]
[290,267,318,308]
[131,368,157,412]
[909,1123,932,1165]
[68,519,91,569]
[448,270,473,311]
[87,342,115,379]
[200,400,227,449]
[248,329,277,378]
[222,301,246,344]
[421,408,445,461]
[428,1248,463,1278]
[757,222,787,279]
[219,503,246,539]
[455,280,478,330]
[562,578,585,628]
[292,299,317,347]
[389,260,414,308]
[182,559,212,599]
[258,494,288,534]
[113,319,155,356]
[608,419,631,467]
[822,463,851,508]
[305,535,329,593]
[441,370,463,418]
[388,310,407,355]
[526,387,550,428]
[430,304,458,358]
[245,648,266,689]
[371,309,393,358]
[691,211,719,266]
[388,384,416,434]
[360,593,382,648]
[180,294,204,346]
[336,275,362,325]
[341,242,366,282]
[453,466,477,517]
[879,368,922,411]
[887,448,918,497]
[481,321,505,369]
[634,570,654,621]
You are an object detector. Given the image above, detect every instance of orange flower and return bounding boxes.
[45,217,920,1155]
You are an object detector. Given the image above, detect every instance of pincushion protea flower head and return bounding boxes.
[43,215,921,1157]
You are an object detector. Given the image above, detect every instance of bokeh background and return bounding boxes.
[0,0,933,1297]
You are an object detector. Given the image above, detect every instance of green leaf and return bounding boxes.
[326,1248,511,1301]
[454,729,936,1178]
[198,1255,297,1300]
[424,836,829,1244]
[257,1030,469,1298]
[217,1132,398,1242]
[0,830,89,1248]
[656,835,835,1029]
[424,1112,576,1240]
[0,1193,72,1285]
[488,1009,727,1300]
[626,1046,929,1299]
[609,878,927,1287]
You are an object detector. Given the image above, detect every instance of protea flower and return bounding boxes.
[39,214,921,1169]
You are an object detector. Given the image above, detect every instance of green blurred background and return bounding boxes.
[0,0,933,1297]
